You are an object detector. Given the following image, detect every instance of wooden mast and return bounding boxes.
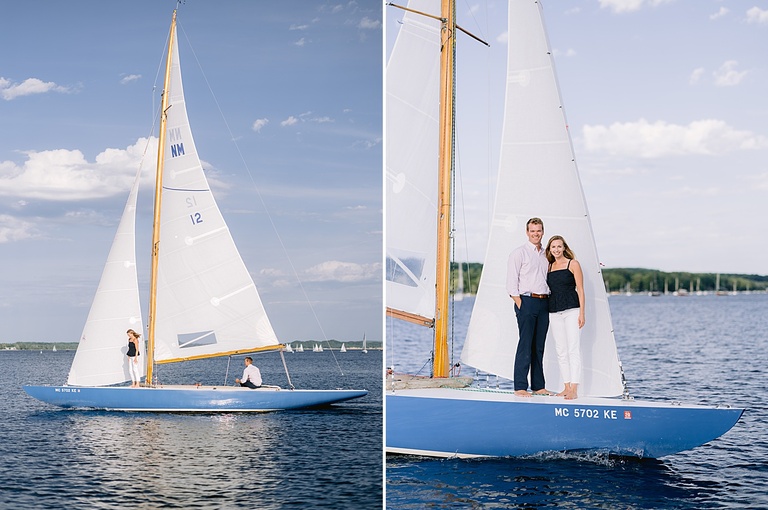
[146,10,176,386]
[433,0,456,378]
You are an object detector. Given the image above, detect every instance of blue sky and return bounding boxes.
[0,1,382,343]
[387,0,768,275]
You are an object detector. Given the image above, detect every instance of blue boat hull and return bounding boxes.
[24,385,367,412]
[386,388,743,458]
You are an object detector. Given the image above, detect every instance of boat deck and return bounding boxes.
[388,373,473,390]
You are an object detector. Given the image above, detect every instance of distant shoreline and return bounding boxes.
[453,263,768,295]
[1,341,382,352]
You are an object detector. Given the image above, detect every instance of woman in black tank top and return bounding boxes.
[545,235,585,400]
[126,329,141,388]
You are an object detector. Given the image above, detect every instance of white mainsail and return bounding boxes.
[461,0,623,397]
[67,168,144,386]
[153,30,279,363]
[385,2,441,321]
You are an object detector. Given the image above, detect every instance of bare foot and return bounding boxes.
[514,390,532,398]
[556,383,570,397]
[533,389,554,396]
[565,384,578,400]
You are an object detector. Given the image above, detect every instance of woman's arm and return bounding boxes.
[571,259,586,328]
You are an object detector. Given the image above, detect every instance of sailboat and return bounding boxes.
[362,333,368,354]
[454,262,466,301]
[385,0,742,458]
[23,10,367,412]
[285,343,294,353]
[340,343,347,353]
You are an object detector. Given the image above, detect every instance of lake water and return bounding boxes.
[386,293,768,508]
[0,349,382,509]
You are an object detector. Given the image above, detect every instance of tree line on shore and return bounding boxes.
[1,340,382,351]
[450,262,768,295]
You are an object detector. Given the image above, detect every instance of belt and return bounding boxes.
[528,293,548,299]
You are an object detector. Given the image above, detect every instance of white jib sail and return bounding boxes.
[461,0,623,397]
[67,167,144,386]
[385,0,442,321]
[153,31,279,362]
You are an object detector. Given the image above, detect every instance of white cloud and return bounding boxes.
[0,76,73,100]
[746,6,768,24]
[358,17,381,30]
[289,24,309,31]
[353,137,382,150]
[713,60,748,87]
[689,67,705,85]
[0,137,157,200]
[709,7,729,20]
[280,113,334,126]
[120,74,141,85]
[252,118,269,132]
[0,214,38,243]
[303,260,381,283]
[597,0,673,13]
[553,48,577,58]
[294,37,306,47]
[582,118,768,158]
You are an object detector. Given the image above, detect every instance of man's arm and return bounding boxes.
[506,249,523,307]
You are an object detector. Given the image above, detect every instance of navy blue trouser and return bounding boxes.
[513,296,549,391]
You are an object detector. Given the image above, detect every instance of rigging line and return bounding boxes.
[175,22,346,376]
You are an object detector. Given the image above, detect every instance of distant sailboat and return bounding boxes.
[340,343,347,353]
[454,263,465,301]
[716,273,729,296]
[296,344,304,353]
[23,9,366,412]
[285,343,294,353]
[362,333,368,354]
[385,0,742,458]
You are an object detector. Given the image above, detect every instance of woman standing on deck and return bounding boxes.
[545,235,585,400]
[126,329,141,388]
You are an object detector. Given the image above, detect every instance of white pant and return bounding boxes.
[549,307,581,384]
[128,356,141,383]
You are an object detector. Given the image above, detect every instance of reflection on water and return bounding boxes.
[2,350,382,509]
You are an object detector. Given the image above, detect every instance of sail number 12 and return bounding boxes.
[187,196,203,225]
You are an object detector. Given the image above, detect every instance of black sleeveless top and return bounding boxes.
[127,339,137,357]
[547,260,580,313]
